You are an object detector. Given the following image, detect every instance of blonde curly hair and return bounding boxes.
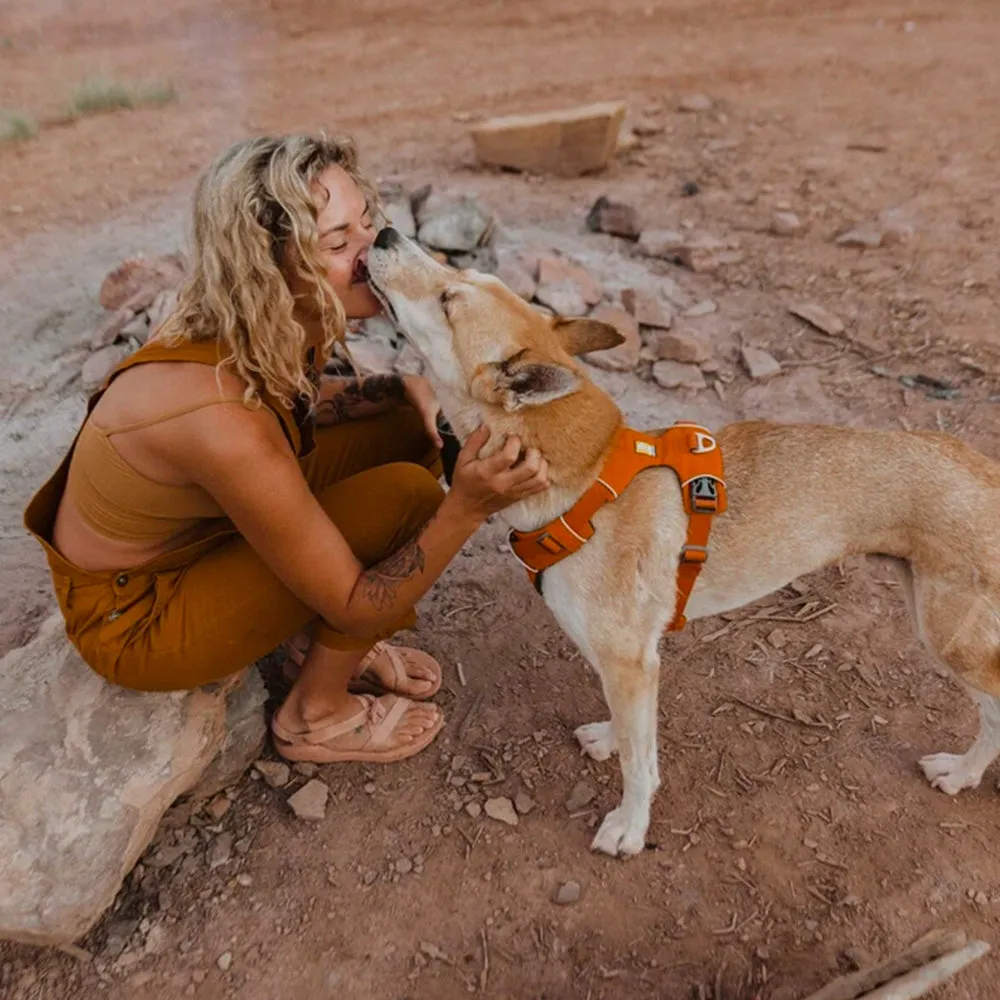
[157,134,381,409]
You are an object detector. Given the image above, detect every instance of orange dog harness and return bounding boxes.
[508,422,727,631]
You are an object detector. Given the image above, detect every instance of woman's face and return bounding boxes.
[312,164,381,319]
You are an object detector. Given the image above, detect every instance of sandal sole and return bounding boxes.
[272,713,445,764]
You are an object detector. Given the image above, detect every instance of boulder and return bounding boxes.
[416,193,493,253]
[0,614,230,945]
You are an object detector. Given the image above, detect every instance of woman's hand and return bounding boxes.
[448,425,549,522]
[402,375,443,448]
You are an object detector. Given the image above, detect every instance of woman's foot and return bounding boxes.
[272,693,443,764]
[283,638,442,700]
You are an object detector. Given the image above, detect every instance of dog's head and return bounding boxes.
[367,227,623,415]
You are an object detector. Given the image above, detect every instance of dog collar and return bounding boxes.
[507,422,727,631]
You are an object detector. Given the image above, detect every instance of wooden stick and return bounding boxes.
[861,941,990,1000]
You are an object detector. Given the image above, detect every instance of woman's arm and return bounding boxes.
[176,409,546,637]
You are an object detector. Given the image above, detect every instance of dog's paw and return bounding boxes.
[590,807,648,857]
[574,721,617,762]
[919,752,983,795]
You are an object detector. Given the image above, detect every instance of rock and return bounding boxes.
[740,347,782,380]
[287,779,329,821]
[648,330,712,365]
[683,299,717,318]
[632,117,664,137]
[207,832,233,869]
[416,193,492,253]
[484,797,519,827]
[293,762,318,778]
[470,101,626,177]
[836,225,883,249]
[514,792,535,815]
[187,666,267,801]
[104,918,139,957]
[82,343,132,391]
[536,255,602,308]
[98,254,185,312]
[465,802,482,819]
[121,312,150,342]
[675,235,728,273]
[637,229,685,259]
[216,951,233,972]
[581,305,641,371]
[146,288,178,337]
[378,182,417,239]
[554,881,582,905]
[621,288,672,330]
[448,244,499,274]
[395,857,413,875]
[253,760,290,789]
[585,196,642,240]
[494,253,538,301]
[143,922,169,956]
[0,613,227,945]
[788,302,846,337]
[204,795,231,822]
[565,781,596,813]
[652,360,707,391]
[879,207,916,244]
[677,93,713,113]
[771,211,803,237]
[393,342,424,376]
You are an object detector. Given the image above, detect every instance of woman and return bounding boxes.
[24,134,548,764]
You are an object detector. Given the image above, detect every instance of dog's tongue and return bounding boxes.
[352,257,369,285]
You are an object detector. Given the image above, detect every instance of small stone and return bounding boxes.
[675,235,728,273]
[682,299,717,318]
[207,832,233,869]
[621,288,672,330]
[253,760,290,788]
[771,211,803,237]
[216,952,233,973]
[582,305,641,371]
[143,923,169,956]
[82,344,132,391]
[465,802,482,819]
[235,874,253,887]
[585,196,642,240]
[740,347,781,380]
[678,93,713,113]
[363,782,376,795]
[395,858,413,875]
[565,781,596,813]
[292,762,318,778]
[767,629,788,650]
[649,330,712,365]
[204,794,231,822]
[836,226,883,249]
[534,255,602,315]
[416,193,492,253]
[495,253,538,301]
[652,360,707,391]
[363,871,378,885]
[879,207,916,245]
[484,797,519,827]
[554,881,582,905]
[534,280,587,317]
[974,891,988,906]
[192,969,206,984]
[514,792,535,815]
[637,229,685,259]
[287,779,329,821]
[788,302,846,337]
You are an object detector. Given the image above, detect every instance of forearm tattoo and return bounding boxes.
[315,374,405,425]
[358,532,427,611]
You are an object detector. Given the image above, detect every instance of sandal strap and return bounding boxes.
[358,642,408,690]
[272,696,373,746]
[360,695,413,751]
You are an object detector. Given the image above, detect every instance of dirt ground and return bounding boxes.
[2,0,1000,997]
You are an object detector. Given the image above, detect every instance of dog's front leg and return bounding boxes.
[590,651,659,858]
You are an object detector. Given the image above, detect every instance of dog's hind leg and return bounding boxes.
[589,643,660,858]
[920,689,1000,794]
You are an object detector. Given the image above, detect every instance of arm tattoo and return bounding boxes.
[358,532,427,611]
[315,373,405,425]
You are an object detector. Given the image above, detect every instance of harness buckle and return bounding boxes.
[681,545,708,564]
[688,476,720,513]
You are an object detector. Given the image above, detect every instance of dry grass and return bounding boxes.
[64,77,177,120]
[0,112,37,143]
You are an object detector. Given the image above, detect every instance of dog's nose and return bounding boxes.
[374,226,400,250]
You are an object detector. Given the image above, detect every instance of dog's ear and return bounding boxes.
[471,348,581,411]
[553,318,625,356]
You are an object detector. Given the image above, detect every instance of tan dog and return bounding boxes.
[368,227,1000,857]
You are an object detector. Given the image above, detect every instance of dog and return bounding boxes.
[368,226,1000,858]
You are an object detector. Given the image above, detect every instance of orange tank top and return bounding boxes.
[63,337,313,545]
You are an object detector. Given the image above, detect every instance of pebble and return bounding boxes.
[554,881,582,905]
[536,255,602,306]
[740,347,781,380]
[565,781,596,813]
[236,874,253,887]
[364,782,377,795]
[287,779,329,821]
[465,802,482,819]
[395,858,413,875]
[682,299,717,318]
[293,762,318,778]
[585,195,643,240]
[771,210,803,237]
[678,93,713,113]
[636,228,685,259]
[484,797,519,827]
[216,952,233,972]
[514,792,535,815]
[621,287,672,330]
[495,254,538,302]
[836,225,883,249]
[207,832,233,869]
[652,360,707,391]
[204,794,231,822]
[253,760,290,788]
[788,301,845,337]
[649,330,712,365]
[192,969,207,984]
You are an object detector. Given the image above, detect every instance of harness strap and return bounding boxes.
[508,421,727,632]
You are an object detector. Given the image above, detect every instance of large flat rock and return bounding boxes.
[0,614,229,945]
